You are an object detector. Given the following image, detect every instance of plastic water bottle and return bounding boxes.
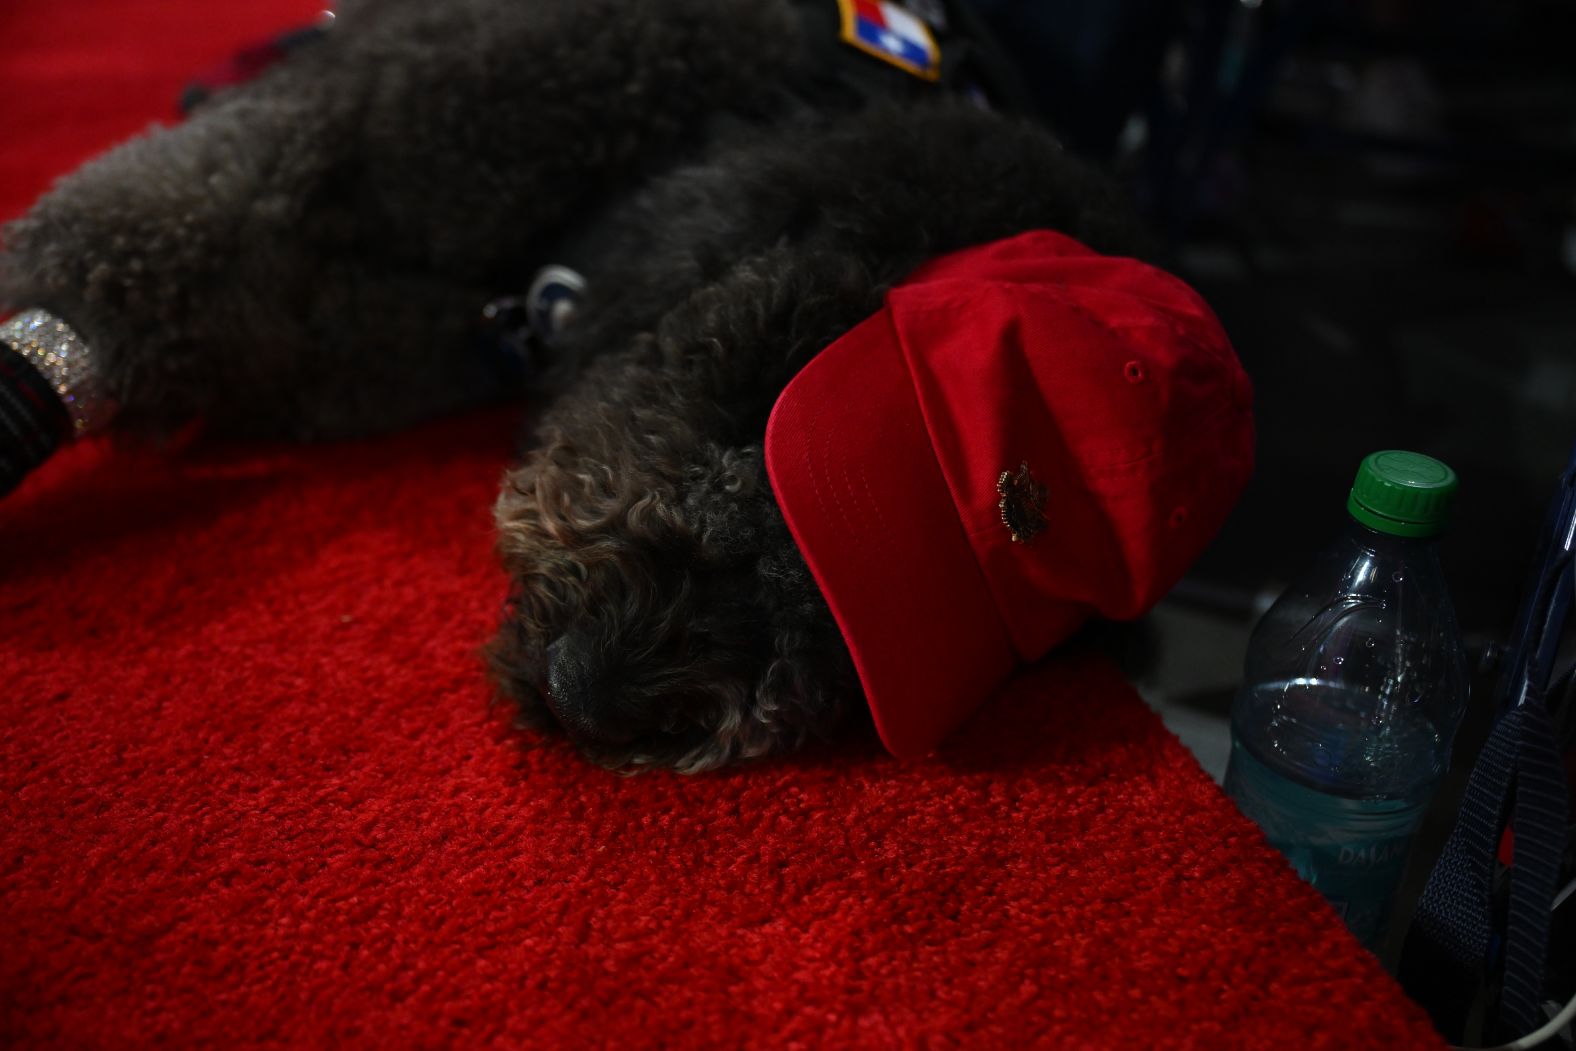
[1225,450,1469,948]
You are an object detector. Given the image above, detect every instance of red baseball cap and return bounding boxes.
[765,230,1254,758]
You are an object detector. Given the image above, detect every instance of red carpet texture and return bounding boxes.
[1,2,1446,1047]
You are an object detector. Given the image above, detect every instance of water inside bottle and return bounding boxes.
[1225,731,1426,947]
[1233,678,1445,798]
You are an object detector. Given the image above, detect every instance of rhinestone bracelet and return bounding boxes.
[0,309,114,436]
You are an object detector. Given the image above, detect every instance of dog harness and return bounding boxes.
[478,0,1030,382]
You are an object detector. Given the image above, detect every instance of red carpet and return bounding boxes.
[0,3,1446,1047]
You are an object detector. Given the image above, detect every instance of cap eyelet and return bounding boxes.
[1169,506,1189,528]
[1124,360,1146,384]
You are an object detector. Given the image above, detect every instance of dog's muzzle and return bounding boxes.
[543,636,632,746]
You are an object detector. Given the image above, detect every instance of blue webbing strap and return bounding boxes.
[1409,703,1568,1038]
[1402,443,1576,1042]
[1500,699,1568,1034]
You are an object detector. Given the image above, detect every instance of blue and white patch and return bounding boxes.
[837,0,941,82]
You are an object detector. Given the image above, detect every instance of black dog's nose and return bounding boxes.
[544,636,631,745]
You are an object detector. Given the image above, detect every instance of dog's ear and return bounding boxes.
[682,444,770,562]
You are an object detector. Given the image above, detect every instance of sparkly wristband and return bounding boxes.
[0,309,114,435]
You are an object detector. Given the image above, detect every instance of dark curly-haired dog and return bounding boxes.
[1,0,1146,770]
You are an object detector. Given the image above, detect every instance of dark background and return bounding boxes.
[976,0,1576,641]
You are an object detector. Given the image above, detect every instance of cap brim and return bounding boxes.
[765,310,1016,758]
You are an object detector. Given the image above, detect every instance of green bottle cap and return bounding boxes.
[1346,450,1458,538]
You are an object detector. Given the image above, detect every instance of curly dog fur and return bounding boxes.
[1,0,1147,770]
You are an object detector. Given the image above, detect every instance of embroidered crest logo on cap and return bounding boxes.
[765,230,1255,758]
[997,462,1048,545]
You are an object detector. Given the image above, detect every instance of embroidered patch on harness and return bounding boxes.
[836,0,941,82]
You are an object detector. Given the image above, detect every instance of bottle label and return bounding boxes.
[1224,741,1424,947]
